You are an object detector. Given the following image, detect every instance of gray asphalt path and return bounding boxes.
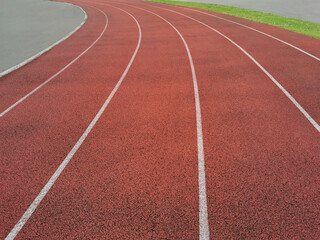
[175,0,320,23]
[0,0,86,76]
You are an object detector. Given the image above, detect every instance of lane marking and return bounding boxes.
[0,5,103,118]
[0,3,88,78]
[108,2,210,239]
[149,2,320,61]
[145,4,320,133]
[5,4,141,240]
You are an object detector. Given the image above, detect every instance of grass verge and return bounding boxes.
[145,0,320,39]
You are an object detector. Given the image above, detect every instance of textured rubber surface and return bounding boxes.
[1,0,319,239]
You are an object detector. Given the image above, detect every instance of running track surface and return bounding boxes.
[1,0,319,239]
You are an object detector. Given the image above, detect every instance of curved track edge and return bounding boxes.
[0,2,87,79]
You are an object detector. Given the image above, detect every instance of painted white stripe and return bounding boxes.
[150,2,320,61]
[5,5,141,240]
[0,4,88,78]
[112,2,210,239]
[147,4,320,133]
[0,5,109,118]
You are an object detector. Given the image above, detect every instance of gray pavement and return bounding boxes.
[175,0,320,24]
[0,0,86,76]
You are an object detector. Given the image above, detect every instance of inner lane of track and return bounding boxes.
[0,6,103,115]
[1,0,319,239]
[1,3,139,238]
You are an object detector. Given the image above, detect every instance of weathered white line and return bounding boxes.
[149,2,320,61]
[0,5,102,117]
[5,5,141,240]
[111,2,210,239]
[147,4,320,133]
[0,4,88,78]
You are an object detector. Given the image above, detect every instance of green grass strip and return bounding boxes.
[145,0,320,39]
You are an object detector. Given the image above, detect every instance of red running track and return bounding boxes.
[0,0,319,239]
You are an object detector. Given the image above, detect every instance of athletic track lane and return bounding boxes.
[1,0,319,239]
[1,3,139,238]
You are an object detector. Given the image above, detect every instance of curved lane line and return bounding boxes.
[5,4,141,239]
[148,2,320,61]
[0,3,88,78]
[0,5,104,118]
[107,2,210,239]
[146,4,320,133]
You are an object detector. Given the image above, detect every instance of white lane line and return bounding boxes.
[0,4,88,78]
[111,2,210,239]
[0,5,104,118]
[149,2,320,61]
[146,4,320,133]
[5,5,141,240]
